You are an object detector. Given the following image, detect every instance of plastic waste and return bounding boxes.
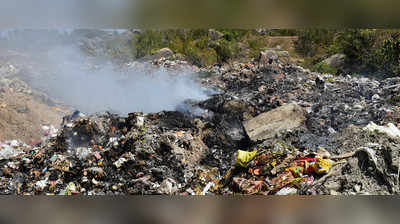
[311,158,333,175]
[202,182,215,195]
[290,156,333,175]
[364,122,400,138]
[65,182,78,195]
[237,149,258,167]
[0,142,24,160]
[276,187,297,195]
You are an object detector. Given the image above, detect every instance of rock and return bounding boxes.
[259,50,278,65]
[353,104,364,111]
[276,51,289,57]
[317,147,331,159]
[325,182,341,191]
[383,144,400,171]
[330,190,340,195]
[372,94,380,101]
[258,50,280,73]
[244,103,307,142]
[276,187,297,195]
[152,48,174,59]
[16,105,29,113]
[354,185,361,192]
[315,76,325,89]
[208,29,224,41]
[323,53,346,69]
[157,178,178,194]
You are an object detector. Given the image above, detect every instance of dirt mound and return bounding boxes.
[0,76,69,143]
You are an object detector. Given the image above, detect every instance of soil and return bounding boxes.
[0,83,69,143]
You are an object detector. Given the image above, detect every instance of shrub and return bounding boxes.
[132,30,166,58]
[219,29,248,42]
[377,34,400,75]
[333,29,377,66]
[186,47,217,67]
[247,38,264,58]
[294,29,336,57]
[313,61,337,75]
[212,40,234,63]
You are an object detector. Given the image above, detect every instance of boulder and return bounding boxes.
[259,50,278,65]
[323,53,346,69]
[244,103,307,142]
[153,48,174,59]
[258,50,280,73]
[208,29,224,41]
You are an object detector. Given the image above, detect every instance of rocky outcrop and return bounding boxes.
[152,48,174,59]
[244,103,307,142]
[323,53,346,69]
[208,29,224,41]
[258,49,280,73]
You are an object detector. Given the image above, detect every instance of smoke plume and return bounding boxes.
[1,29,210,115]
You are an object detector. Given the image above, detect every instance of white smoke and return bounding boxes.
[0,0,136,28]
[1,29,210,115]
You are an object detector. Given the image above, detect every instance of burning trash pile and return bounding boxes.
[1,47,400,195]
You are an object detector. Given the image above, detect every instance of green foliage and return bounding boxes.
[269,29,298,36]
[132,30,166,58]
[294,29,336,57]
[131,29,400,77]
[131,29,243,66]
[186,47,217,67]
[247,39,264,58]
[211,39,235,63]
[219,29,248,41]
[377,34,400,76]
[313,61,337,75]
[333,29,377,66]
[294,29,400,77]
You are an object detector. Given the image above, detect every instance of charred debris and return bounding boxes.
[1,48,400,195]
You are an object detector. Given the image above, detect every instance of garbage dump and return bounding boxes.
[1,31,400,195]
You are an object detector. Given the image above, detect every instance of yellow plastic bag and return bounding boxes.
[237,149,258,167]
[311,158,333,175]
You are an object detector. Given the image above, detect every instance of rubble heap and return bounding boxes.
[1,49,400,195]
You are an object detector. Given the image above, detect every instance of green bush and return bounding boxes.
[294,29,400,77]
[185,46,217,67]
[247,39,264,58]
[377,35,400,75]
[212,40,234,63]
[313,61,337,74]
[294,29,336,57]
[333,29,377,66]
[219,29,248,42]
[132,30,166,58]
